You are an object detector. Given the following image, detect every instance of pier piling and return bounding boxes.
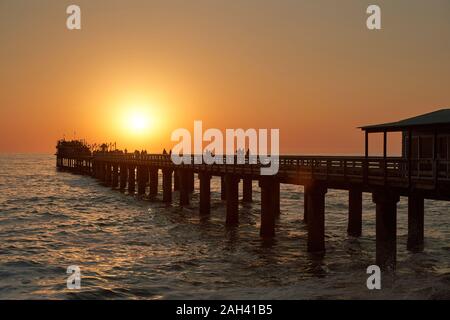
[220,176,227,200]
[242,177,253,202]
[259,176,277,237]
[137,165,148,195]
[127,165,136,195]
[149,167,159,197]
[111,164,119,189]
[162,169,173,203]
[306,182,327,253]
[407,192,425,251]
[119,164,127,190]
[348,187,363,237]
[373,189,399,270]
[225,174,239,225]
[179,170,190,206]
[199,172,211,215]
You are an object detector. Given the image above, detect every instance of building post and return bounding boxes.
[407,192,424,251]
[162,168,173,203]
[225,174,239,225]
[372,188,399,270]
[306,181,327,253]
[348,187,363,237]
[259,176,277,237]
[199,172,211,215]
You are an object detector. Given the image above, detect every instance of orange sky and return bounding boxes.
[0,0,449,155]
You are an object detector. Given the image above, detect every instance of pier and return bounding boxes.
[55,110,450,270]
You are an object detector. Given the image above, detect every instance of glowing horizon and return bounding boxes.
[0,0,449,155]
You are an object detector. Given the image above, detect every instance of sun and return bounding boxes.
[124,108,153,134]
[129,112,148,131]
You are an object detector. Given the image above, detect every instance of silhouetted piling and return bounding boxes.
[259,176,277,237]
[162,168,173,203]
[199,172,211,215]
[348,187,362,237]
[306,182,327,253]
[373,189,399,270]
[242,177,252,202]
[407,192,424,251]
[225,174,239,225]
[149,167,158,197]
[127,165,136,195]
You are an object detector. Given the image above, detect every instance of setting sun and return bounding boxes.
[128,111,150,132]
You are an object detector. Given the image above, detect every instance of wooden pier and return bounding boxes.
[55,109,450,270]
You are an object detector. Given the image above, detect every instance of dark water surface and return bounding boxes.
[0,154,448,299]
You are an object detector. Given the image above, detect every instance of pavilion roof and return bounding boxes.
[360,108,450,132]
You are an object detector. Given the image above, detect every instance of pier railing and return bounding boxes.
[72,153,450,188]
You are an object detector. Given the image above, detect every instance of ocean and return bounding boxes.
[0,154,448,299]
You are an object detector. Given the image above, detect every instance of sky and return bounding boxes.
[0,0,449,154]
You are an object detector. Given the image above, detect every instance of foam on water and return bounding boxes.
[0,154,448,299]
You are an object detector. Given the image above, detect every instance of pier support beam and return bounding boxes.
[119,164,127,190]
[174,169,180,191]
[91,161,97,178]
[99,162,106,182]
[98,162,105,182]
[162,169,173,203]
[274,181,280,216]
[105,163,112,186]
[220,176,227,200]
[225,174,239,225]
[127,165,136,195]
[259,176,277,237]
[199,172,211,216]
[149,167,159,197]
[407,192,424,251]
[372,189,399,270]
[179,170,190,206]
[188,172,195,193]
[242,177,253,202]
[137,165,148,195]
[111,164,119,189]
[303,189,308,223]
[306,182,327,253]
[348,187,363,237]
